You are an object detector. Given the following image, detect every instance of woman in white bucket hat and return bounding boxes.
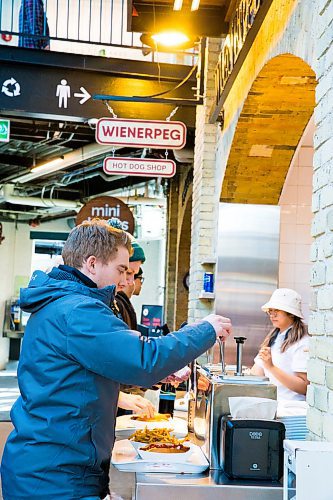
[251,288,310,401]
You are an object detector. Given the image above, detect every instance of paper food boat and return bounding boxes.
[137,442,193,463]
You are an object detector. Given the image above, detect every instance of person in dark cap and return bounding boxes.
[107,218,146,330]
[115,239,146,328]
[133,267,144,296]
[130,241,146,265]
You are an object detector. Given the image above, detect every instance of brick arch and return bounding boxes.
[221,54,316,204]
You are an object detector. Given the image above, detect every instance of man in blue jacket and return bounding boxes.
[1,219,231,499]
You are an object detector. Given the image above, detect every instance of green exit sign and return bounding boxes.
[0,119,10,142]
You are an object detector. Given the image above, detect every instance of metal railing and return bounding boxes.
[0,0,196,64]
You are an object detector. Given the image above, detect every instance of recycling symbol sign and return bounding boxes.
[2,77,21,97]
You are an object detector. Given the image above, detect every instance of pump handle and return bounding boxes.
[234,336,247,344]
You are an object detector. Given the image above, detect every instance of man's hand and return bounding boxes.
[203,314,232,340]
[160,366,191,387]
[118,392,155,418]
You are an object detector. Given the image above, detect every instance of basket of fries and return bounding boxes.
[129,427,188,450]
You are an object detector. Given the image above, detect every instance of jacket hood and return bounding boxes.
[20,270,116,313]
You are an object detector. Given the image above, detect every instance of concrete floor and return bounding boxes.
[0,371,135,500]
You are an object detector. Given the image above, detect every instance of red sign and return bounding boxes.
[103,157,176,178]
[96,118,186,149]
[1,34,12,42]
[76,196,135,233]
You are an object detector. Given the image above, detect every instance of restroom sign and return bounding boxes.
[96,118,186,149]
[103,157,176,178]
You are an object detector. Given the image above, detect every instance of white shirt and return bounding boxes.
[254,330,310,401]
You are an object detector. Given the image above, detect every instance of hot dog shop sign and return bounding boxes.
[96,118,187,178]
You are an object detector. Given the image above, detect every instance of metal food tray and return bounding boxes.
[111,439,209,474]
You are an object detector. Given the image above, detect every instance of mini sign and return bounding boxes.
[0,119,10,142]
[96,118,186,149]
[76,195,135,233]
[103,157,176,178]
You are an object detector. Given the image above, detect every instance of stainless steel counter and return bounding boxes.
[116,406,283,499]
[136,470,283,499]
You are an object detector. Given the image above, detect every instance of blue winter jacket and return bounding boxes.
[1,269,216,499]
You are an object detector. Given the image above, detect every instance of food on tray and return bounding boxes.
[140,442,190,454]
[131,412,171,422]
[129,427,186,444]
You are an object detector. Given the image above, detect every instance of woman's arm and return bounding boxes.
[250,364,265,376]
[258,347,309,395]
[266,366,309,395]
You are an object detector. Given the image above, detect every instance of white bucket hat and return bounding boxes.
[261,288,303,319]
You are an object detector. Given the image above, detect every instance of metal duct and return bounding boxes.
[0,184,82,209]
[1,184,165,210]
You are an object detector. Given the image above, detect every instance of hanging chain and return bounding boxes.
[166,106,179,121]
[165,107,179,159]
[104,101,117,156]
[103,101,178,162]
[104,100,118,118]
[104,101,178,121]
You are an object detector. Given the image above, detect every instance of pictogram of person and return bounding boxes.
[56,79,70,108]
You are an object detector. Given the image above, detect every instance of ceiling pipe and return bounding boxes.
[110,196,165,206]
[1,184,165,209]
[0,184,82,209]
[0,208,41,216]
[9,143,121,184]
[55,170,123,187]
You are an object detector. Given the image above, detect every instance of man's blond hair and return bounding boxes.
[62,219,133,268]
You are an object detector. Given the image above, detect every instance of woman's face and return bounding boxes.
[267,309,294,331]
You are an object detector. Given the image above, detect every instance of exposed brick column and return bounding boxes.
[307,0,333,440]
[175,196,192,329]
[165,177,180,330]
[188,38,222,323]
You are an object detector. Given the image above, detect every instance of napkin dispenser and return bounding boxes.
[220,418,285,480]
[193,368,277,469]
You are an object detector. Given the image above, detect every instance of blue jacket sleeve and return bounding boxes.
[66,298,216,386]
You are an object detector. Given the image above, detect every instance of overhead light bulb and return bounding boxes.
[173,0,183,10]
[151,31,190,47]
[190,0,200,10]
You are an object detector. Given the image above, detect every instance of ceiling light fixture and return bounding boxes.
[151,31,189,47]
[141,31,196,50]
[13,157,66,184]
[10,143,121,184]
[190,0,200,10]
[173,0,183,11]
[30,157,64,174]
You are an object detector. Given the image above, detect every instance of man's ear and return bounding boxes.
[85,255,97,275]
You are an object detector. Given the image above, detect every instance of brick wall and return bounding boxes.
[188,38,221,323]
[189,0,333,439]
[307,0,333,440]
[165,178,179,328]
